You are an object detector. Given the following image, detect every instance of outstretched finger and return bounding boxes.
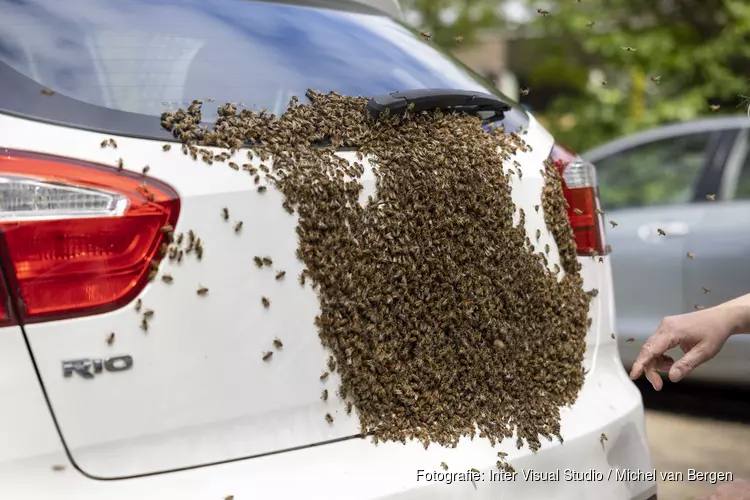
[630,330,675,380]
[643,355,673,391]
[643,359,664,390]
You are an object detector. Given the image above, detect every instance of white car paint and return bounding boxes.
[0,108,656,498]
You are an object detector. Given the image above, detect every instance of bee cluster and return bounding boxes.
[159,90,590,452]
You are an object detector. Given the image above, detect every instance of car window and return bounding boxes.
[731,149,750,200]
[0,0,526,133]
[594,132,714,210]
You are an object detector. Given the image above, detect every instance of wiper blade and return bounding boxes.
[366,89,511,122]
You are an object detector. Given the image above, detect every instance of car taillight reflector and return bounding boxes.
[0,149,180,324]
[549,144,608,256]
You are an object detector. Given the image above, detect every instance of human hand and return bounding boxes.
[693,479,750,500]
[629,307,738,390]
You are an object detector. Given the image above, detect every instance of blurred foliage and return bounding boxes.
[399,0,503,48]
[517,0,750,152]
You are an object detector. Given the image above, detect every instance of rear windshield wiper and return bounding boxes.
[366,89,511,123]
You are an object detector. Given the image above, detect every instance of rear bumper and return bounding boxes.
[0,344,656,500]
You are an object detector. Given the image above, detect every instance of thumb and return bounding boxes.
[669,346,708,382]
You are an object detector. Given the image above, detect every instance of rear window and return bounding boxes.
[0,0,527,138]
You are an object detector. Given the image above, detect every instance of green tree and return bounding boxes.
[517,0,750,152]
[399,0,504,49]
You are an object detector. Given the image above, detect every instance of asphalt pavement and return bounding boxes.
[639,380,750,500]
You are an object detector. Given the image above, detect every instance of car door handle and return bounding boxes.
[637,222,690,240]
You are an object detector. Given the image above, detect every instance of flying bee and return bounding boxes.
[609,220,618,228]
[273,337,283,349]
[687,252,694,259]
[106,332,115,345]
[325,413,334,424]
[620,46,637,52]
[626,337,634,343]
[520,88,530,96]
[419,31,431,40]
[595,209,604,215]
[694,305,705,310]
[320,371,329,381]
[534,205,540,213]
[258,185,267,193]
[143,309,154,319]
[51,465,66,471]
[234,221,243,232]
[163,144,172,151]
[586,21,595,28]
[135,299,142,312]
[537,8,549,15]
[702,286,711,294]
[455,36,463,43]
[321,389,328,401]
[611,333,615,339]
[161,274,174,284]
[197,285,209,296]
[140,318,149,332]
[253,256,264,267]
[262,351,273,361]
[160,224,174,234]
[440,462,449,471]
[41,88,55,96]
[710,104,720,112]
[650,76,661,83]
[470,468,480,473]
[100,139,109,148]
[261,296,270,308]
[275,270,286,280]
[657,228,666,236]
[573,208,583,215]
[706,194,716,201]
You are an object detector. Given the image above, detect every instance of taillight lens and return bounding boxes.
[0,268,13,326]
[549,144,608,256]
[0,149,180,324]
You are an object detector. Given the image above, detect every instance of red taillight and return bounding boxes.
[0,149,180,324]
[0,270,12,326]
[549,144,608,256]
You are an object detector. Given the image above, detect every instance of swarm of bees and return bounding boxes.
[158,91,590,452]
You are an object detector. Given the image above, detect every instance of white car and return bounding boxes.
[0,0,656,499]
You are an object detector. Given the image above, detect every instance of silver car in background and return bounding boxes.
[584,116,750,386]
